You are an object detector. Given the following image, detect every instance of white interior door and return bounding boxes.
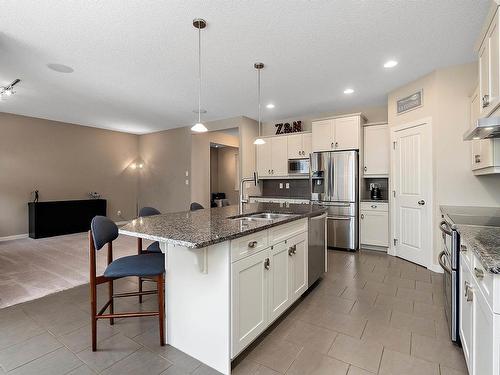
[391,120,432,267]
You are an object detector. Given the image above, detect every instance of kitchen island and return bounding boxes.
[119,203,326,374]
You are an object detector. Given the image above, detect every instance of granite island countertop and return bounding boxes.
[119,203,326,249]
[441,205,500,274]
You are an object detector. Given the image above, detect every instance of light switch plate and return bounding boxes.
[279,183,283,189]
[285,183,290,189]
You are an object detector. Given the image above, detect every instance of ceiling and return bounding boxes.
[0,1,490,134]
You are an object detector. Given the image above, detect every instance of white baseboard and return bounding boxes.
[0,233,28,242]
[428,263,444,274]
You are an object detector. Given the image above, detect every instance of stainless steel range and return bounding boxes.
[439,206,500,345]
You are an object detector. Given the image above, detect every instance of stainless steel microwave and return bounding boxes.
[288,158,310,175]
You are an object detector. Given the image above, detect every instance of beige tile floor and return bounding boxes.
[0,233,143,308]
[0,244,468,374]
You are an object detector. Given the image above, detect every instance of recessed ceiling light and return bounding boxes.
[344,88,354,94]
[384,60,398,68]
[47,63,74,73]
[266,103,275,109]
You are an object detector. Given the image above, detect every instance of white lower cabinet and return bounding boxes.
[231,223,308,357]
[360,202,389,248]
[231,250,269,355]
[460,247,500,375]
[269,241,291,321]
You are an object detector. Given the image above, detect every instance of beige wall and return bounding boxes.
[216,146,239,205]
[0,112,139,237]
[388,63,500,267]
[262,105,388,136]
[191,130,240,208]
[138,127,192,214]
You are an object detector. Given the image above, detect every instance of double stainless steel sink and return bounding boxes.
[228,212,295,223]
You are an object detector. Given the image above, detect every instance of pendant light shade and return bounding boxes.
[253,62,266,145]
[191,18,208,133]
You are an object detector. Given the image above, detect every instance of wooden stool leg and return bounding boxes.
[139,277,143,303]
[109,279,114,325]
[91,283,97,351]
[157,274,165,346]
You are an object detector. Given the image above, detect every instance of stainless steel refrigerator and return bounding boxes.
[310,150,358,250]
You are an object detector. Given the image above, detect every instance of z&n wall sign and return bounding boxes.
[275,120,302,135]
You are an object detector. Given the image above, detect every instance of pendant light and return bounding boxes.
[191,18,208,133]
[253,62,266,145]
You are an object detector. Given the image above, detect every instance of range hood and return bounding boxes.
[463,117,500,140]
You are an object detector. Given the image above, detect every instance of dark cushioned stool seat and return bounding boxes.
[146,241,161,253]
[104,253,165,278]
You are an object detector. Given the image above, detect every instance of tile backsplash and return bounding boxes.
[261,179,310,199]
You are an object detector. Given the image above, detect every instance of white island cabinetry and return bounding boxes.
[231,219,308,357]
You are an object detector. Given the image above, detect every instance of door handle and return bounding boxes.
[474,267,484,279]
[482,94,490,108]
[335,142,339,148]
[360,214,364,219]
[438,251,451,274]
[331,142,334,149]
[248,241,258,248]
[364,166,367,172]
[418,200,425,206]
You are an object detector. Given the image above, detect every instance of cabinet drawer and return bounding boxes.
[472,255,494,311]
[269,219,307,245]
[360,202,388,212]
[231,231,269,262]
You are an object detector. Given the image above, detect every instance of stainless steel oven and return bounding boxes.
[438,216,460,344]
[288,158,309,175]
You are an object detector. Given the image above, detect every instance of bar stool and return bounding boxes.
[89,216,165,350]
[190,202,204,211]
[137,206,162,303]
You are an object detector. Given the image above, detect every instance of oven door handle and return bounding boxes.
[439,220,452,236]
[438,250,451,274]
[327,216,352,221]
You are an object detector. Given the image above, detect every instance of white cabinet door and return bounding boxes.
[312,119,334,152]
[302,133,312,158]
[473,283,494,375]
[334,116,359,150]
[288,233,308,301]
[287,134,303,159]
[256,140,272,177]
[271,137,288,176]
[363,124,389,176]
[480,38,491,117]
[231,250,269,356]
[269,242,291,322]
[360,210,389,247]
[489,16,500,114]
[460,258,473,373]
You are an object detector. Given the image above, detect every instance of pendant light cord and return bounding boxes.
[258,67,261,137]
[198,25,202,124]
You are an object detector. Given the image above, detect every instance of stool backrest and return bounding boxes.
[139,206,161,217]
[91,216,118,251]
[190,202,204,211]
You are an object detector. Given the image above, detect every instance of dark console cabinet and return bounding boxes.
[28,199,107,239]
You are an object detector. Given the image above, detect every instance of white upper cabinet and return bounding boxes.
[311,119,334,152]
[468,85,500,174]
[334,116,360,150]
[256,137,288,177]
[312,115,363,152]
[287,133,312,159]
[479,9,500,117]
[363,123,389,177]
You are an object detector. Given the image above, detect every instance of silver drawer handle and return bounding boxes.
[248,241,258,248]
[460,244,467,252]
[360,214,364,219]
[474,267,484,279]
[371,205,377,208]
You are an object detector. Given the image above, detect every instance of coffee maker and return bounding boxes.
[370,183,382,200]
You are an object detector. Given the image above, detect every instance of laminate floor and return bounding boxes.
[0,244,468,374]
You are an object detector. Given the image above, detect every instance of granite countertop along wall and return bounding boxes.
[119,203,326,249]
[456,224,500,274]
